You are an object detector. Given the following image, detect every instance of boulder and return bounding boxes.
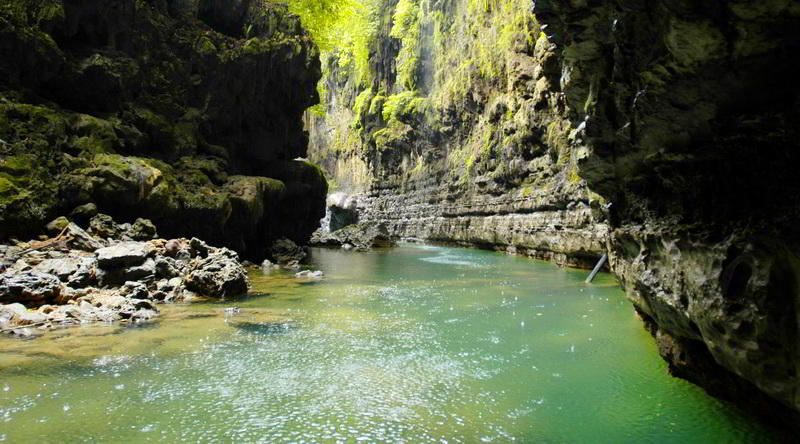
[311,222,395,251]
[96,242,152,268]
[269,238,307,265]
[89,214,121,239]
[184,249,248,298]
[64,223,105,252]
[128,218,158,241]
[0,271,63,306]
[34,258,82,281]
[70,203,99,222]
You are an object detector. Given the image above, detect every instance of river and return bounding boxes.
[0,244,786,442]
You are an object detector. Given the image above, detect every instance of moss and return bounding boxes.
[521,185,534,198]
[0,155,35,177]
[0,177,17,196]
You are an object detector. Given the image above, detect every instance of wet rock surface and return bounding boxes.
[311,222,395,251]
[0,216,249,336]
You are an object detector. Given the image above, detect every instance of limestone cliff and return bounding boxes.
[0,0,326,259]
[306,0,607,267]
[309,0,800,427]
[535,0,800,425]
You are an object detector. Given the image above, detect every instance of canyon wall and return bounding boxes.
[536,0,800,423]
[306,0,607,268]
[0,0,326,259]
[309,0,800,425]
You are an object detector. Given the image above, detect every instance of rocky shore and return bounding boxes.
[0,215,247,337]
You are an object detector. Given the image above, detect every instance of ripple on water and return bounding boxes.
[0,245,791,442]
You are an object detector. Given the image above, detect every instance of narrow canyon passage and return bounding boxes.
[0,246,787,442]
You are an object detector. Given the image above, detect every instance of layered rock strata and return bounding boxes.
[307,0,608,267]
[0,0,326,259]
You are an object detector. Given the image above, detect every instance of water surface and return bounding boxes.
[0,244,785,442]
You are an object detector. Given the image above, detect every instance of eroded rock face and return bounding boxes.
[537,0,800,422]
[306,0,608,268]
[0,0,326,258]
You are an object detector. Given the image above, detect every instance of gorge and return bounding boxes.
[1,0,800,440]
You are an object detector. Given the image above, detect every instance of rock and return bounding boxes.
[311,222,395,251]
[164,239,184,257]
[70,203,99,222]
[184,249,248,298]
[63,223,105,252]
[89,214,121,239]
[67,257,97,288]
[122,281,149,300]
[45,217,70,235]
[97,258,156,286]
[33,258,81,281]
[155,257,179,279]
[261,259,280,272]
[0,272,62,306]
[269,238,307,265]
[96,242,152,268]
[189,237,210,258]
[294,270,324,279]
[128,218,158,241]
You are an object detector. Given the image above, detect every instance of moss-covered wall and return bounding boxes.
[0,0,326,258]
[305,0,607,265]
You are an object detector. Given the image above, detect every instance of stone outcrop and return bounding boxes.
[311,221,395,251]
[0,0,326,259]
[535,0,800,426]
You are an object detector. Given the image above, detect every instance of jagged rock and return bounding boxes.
[183,249,248,298]
[128,218,158,241]
[89,214,122,240]
[311,222,395,251]
[269,238,307,265]
[97,258,156,286]
[63,223,105,252]
[189,237,210,258]
[33,258,82,281]
[95,242,152,268]
[0,271,62,306]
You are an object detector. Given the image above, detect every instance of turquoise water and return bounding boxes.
[0,244,786,442]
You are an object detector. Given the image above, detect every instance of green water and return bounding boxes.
[0,244,786,442]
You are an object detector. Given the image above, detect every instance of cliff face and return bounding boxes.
[306,0,607,267]
[310,0,800,425]
[536,0,800,422]
[0,0,326,259]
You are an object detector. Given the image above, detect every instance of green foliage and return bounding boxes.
[390,0,421,90]
[381,91,427,123]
